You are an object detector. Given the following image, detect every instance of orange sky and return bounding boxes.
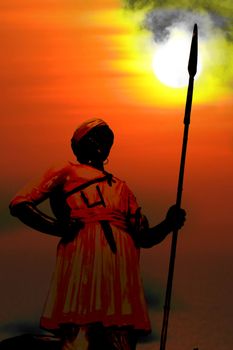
[0,0,233,349]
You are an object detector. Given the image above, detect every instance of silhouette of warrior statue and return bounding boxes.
[10,118,186,350]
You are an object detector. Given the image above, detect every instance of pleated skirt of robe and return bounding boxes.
[40,223,151,334]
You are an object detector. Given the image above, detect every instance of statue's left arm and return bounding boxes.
[136,205,186,248]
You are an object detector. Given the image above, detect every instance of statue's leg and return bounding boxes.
[61,324,89,350]
[61,323,138,350]
[104,327,137,350]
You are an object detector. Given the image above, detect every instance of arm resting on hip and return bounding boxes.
[9,201,64,237]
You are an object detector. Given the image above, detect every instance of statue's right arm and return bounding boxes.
[9,163,70,237]
[9,201,63,237]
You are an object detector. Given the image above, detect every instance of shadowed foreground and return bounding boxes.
[0,334,61,350]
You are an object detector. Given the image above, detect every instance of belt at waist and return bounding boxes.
[70,208,128,231]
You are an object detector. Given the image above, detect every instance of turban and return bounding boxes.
[72,118,108,144]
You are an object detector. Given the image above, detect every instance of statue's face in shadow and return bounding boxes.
[74,125,114,165]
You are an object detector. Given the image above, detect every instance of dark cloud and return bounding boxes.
[123,0,233,42]
[143,9,231,42]
[124,0,232,15]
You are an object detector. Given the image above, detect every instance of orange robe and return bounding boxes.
[10,162,151,334]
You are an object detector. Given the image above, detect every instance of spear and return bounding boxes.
[159,24,198,350]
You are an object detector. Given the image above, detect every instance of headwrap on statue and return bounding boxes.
[71,118,114,163]
[71,118,108,145]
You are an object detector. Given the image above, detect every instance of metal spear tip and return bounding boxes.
[188,23,198,77]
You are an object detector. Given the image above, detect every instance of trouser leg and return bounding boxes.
[61,323,137,350]
[104,328,137,350]
[61,324,89,350]
[88,324,137,350]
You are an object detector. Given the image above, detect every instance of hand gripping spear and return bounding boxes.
[159,24,198,350]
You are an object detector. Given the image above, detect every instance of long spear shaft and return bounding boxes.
[160,24,198,350]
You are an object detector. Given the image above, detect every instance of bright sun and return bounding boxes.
[152,28,202,88]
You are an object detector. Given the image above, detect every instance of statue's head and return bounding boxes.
[71,118,114,167]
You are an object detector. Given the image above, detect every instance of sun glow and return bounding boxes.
[152,28,202,88]
[80,10,232,106]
